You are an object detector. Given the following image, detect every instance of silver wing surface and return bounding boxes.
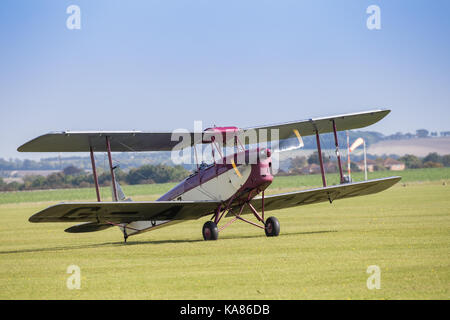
[243,109,390,142]
[30,177,400,232]
[17,131,195,152]
[235,176,401,215]
[29,200,220,223]
[18,109,389,152]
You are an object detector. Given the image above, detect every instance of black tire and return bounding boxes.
[202,221,219,241]
[265,216,280,237]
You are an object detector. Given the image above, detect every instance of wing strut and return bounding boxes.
[106,136,118,202]
[332,119,345,184]
[313,120,346,188]
[89,137,118,202]
[89,146,101,202]
[314,127,327,188]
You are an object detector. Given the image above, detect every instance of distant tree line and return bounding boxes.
[278,152,450,176]
[0,164,189,192]
[0,158,62,171]
[2,127,450,178]
[278,151,364,176]
[1,152,449,191]
[398,153,450,169]
[3,128,449,172]
[0,152,175,171]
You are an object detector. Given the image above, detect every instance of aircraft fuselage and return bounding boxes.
[124,148,273,236]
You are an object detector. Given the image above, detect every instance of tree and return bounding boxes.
[423,152,441,164]
[63,165,84,176]
[126,164,189,185]
[46,172,66,188]
[4,181,20,191]
[31,176,46,189]
[290,156,307,170]
[423,161,443,168]
[442,155,450,167]
[399,154,422,169]
[307,152,329,165]
[350,161,361,172]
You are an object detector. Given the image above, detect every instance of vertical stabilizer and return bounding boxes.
[111,167,132,202]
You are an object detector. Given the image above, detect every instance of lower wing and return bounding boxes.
[29,200,220,224]
[239,176,401,214]
[29,177,400,233]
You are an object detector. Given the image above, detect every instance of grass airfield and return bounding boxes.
[0,170,449,299]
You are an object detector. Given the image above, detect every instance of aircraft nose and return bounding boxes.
[257,153,273,181]
[259,147,271,160]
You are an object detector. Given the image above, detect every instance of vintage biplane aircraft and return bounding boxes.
[18,109,401,242]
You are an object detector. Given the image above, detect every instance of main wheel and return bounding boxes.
[265,216,280,237]
[202,221,219,241]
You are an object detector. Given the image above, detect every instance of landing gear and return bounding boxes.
[264,216,280,237]
[122,225,128,243]
[203,190,281,240]
[202,221,219,241]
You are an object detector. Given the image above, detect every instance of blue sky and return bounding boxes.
[1,0,450,159]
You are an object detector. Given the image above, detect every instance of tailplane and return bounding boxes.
[111,167,132,202]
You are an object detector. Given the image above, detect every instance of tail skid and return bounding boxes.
[109,177,176,242]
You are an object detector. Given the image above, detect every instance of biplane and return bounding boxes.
[18,109,401,242]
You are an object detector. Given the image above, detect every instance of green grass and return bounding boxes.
[271,167,450,190]
[0,168,449,299]
[0,182,177,205]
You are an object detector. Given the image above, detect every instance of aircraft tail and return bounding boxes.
[112,180,131,201]
[111,167,132,202]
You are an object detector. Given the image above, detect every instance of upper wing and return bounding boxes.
[237,176,401,215]
[17,131,195,152]
[243,109,390,141]
[29,200,220,223]
[18,109,389,152]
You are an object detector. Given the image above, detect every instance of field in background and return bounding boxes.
[0,168,449,299]
[368,137,450,157]
[1,167,449,205]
